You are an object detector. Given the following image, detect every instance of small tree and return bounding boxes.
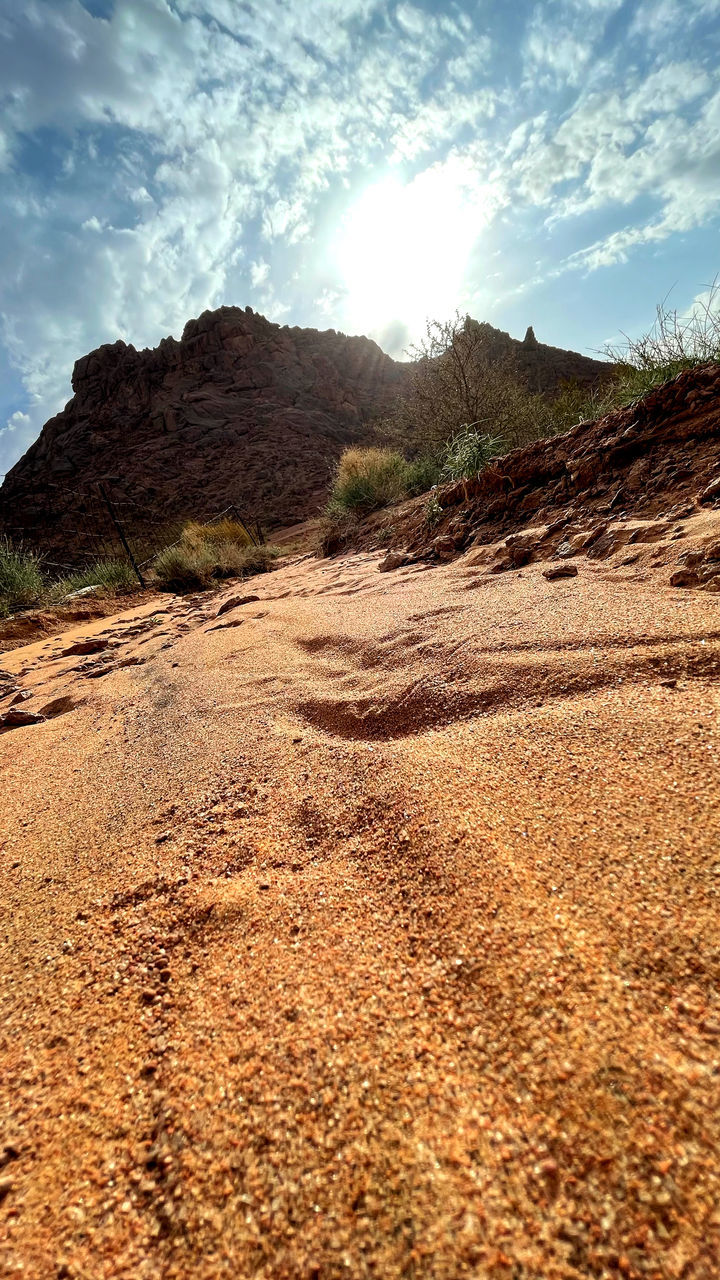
[377,312,547,456]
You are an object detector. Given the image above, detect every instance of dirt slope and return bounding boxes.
[1,531,719,1278]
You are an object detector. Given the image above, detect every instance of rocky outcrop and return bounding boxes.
[0,308,611,559]
[0,307,407,546]
[342,363,720,583]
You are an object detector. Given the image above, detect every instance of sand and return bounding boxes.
[1,549,719,1278]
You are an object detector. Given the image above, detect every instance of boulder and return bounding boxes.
[670,569,700,588]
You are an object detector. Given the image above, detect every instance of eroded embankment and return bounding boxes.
[344,363,720,590]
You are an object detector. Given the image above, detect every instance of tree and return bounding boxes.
[377,312,546,456]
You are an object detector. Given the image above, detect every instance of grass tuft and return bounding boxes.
[48,559,138,602]
[0,536,45,617]
[440,427,502,483]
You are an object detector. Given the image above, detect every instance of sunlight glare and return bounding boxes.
[335,162,482,348]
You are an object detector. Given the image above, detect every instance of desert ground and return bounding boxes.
[1,546,719,1278]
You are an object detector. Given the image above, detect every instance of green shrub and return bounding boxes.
[404,455,441,495]
[424,494,443,528]
[440,427,501,483]
[48,559,138,602]
[0,537,45,617]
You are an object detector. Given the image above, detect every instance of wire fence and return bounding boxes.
[0,477,264,586]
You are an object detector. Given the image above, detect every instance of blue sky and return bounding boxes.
[1,0,719,476]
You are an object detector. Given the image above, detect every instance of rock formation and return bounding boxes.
[0,307,610,557]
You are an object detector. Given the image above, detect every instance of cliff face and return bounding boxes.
[2,306,407,533]
[0,308,610,550]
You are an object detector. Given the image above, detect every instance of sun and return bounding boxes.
[334,162,482,349]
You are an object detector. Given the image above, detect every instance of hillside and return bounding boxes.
[0,309,609,555]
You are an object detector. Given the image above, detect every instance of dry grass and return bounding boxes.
[153,529,279,592]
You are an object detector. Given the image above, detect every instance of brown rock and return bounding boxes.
[216,594,260,618]
[699,476,720,504]
[543,564,579,580]
[377,552,407,573]
[670,569,700,588]
[432,536,457,561]
[61,638,110,657]
[0,709,45,729]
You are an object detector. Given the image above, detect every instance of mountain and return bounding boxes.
[0,307,610,554]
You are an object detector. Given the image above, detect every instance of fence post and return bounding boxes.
[98,483,146,588]
[230,504,258,548]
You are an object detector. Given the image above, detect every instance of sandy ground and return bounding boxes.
[1,549,719,1279]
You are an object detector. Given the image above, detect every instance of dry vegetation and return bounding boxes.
[153,519,279,592]
[320,287,720,553]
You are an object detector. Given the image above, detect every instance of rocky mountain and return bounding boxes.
[0,307,610,555]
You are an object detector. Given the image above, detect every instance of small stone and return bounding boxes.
[660,679,677,689]
[377,552,407,573]
[0,1175,13,1201]
[259,881,271,890]
[543,564,578,580]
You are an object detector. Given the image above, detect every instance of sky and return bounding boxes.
[1,0,719,477]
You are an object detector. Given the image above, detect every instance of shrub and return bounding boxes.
[404,455,441,495]
[181,518,253,550]
[0,536,44,617]
[440,427,501,483]
[328,447,412,514]
[375,312,548,456]
[424,494,443,528]
[153,536,278,592]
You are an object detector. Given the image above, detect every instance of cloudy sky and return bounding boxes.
[1,0,719,476]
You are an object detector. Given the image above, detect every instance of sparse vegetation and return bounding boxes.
[424,494,443,528]
[0,539,139,619]
[0,536,45,617]
[377,312,551,457]
[547,282,720,429]
[440,426,502,483]
[47,559,138,602]
[153,523,278,592]
[180,518,253,551]
[327,447,415,516]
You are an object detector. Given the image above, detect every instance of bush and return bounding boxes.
[327,447,412,515]
[153,536,278,592]
[375,312,549,456]
[181,518,253,550]
[0,536,44,617]
[404,455,441,495]
[440,427,501,483]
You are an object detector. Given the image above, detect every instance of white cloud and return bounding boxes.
[1,0,720,477]
[250,260,270,287]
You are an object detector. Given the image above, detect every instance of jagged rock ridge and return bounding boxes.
[0,307,609,549]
